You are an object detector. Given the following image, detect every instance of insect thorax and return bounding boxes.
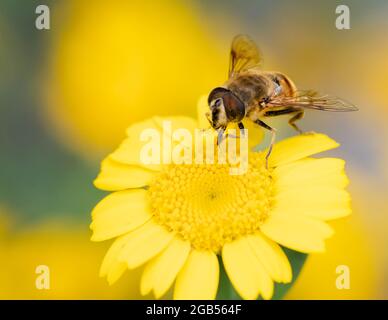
[226,73,272,108]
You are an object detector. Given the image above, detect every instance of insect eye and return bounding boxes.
[214,98,222,107]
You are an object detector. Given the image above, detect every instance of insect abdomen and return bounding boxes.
[268,72,297,98]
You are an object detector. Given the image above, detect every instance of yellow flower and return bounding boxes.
[91,99,351,300]
[285,214,380,299]
[0,220,144,299]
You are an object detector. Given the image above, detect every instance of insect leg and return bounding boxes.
[238,122,246,137]
[288,109,304,134]
[263,107,295,117]
[217,127,226,146]
[264,108,305,134]
[254,119,277,168]
[221,122,246,140]
[225,122,245,140]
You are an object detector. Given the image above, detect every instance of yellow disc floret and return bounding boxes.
[148,152,274,252]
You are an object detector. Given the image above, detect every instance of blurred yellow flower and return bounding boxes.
[285,214,380,299]
[0,220,144,299]
[91,98,352,300]
[45,0,225,157]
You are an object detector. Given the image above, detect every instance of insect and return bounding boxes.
[207,34,358,165]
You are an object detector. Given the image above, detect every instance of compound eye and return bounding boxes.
[214,98,222,107]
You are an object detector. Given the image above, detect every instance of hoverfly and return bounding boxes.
[207,34,358,164]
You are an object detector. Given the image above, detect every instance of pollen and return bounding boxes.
[148,152,274,252]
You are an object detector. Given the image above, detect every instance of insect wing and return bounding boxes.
[229,34,262,78]
[267,90,358,112]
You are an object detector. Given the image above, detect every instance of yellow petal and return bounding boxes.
[246,233,292,283]
[153,116,198,135]
[174,250,219,300]
[261,213,334,253]
[99,233,134,285]
[94,157,155,191]
[222,237,274,300]
[113,116,198,168]
[111,118,162,171]
[154,116,198,162]
[269,133,339,167]
[256,263,274,300]
[119,220,174,269]
[274,158,349,190]
[107,262,127,286]
[275,186,351,220]
[140,237,190,298]
[90,189,152,241]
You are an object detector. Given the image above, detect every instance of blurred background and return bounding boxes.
[0,0,387,299]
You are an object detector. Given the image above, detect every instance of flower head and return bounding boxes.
[91,98,351,300]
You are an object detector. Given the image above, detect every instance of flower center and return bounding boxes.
[148,152,274,252]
